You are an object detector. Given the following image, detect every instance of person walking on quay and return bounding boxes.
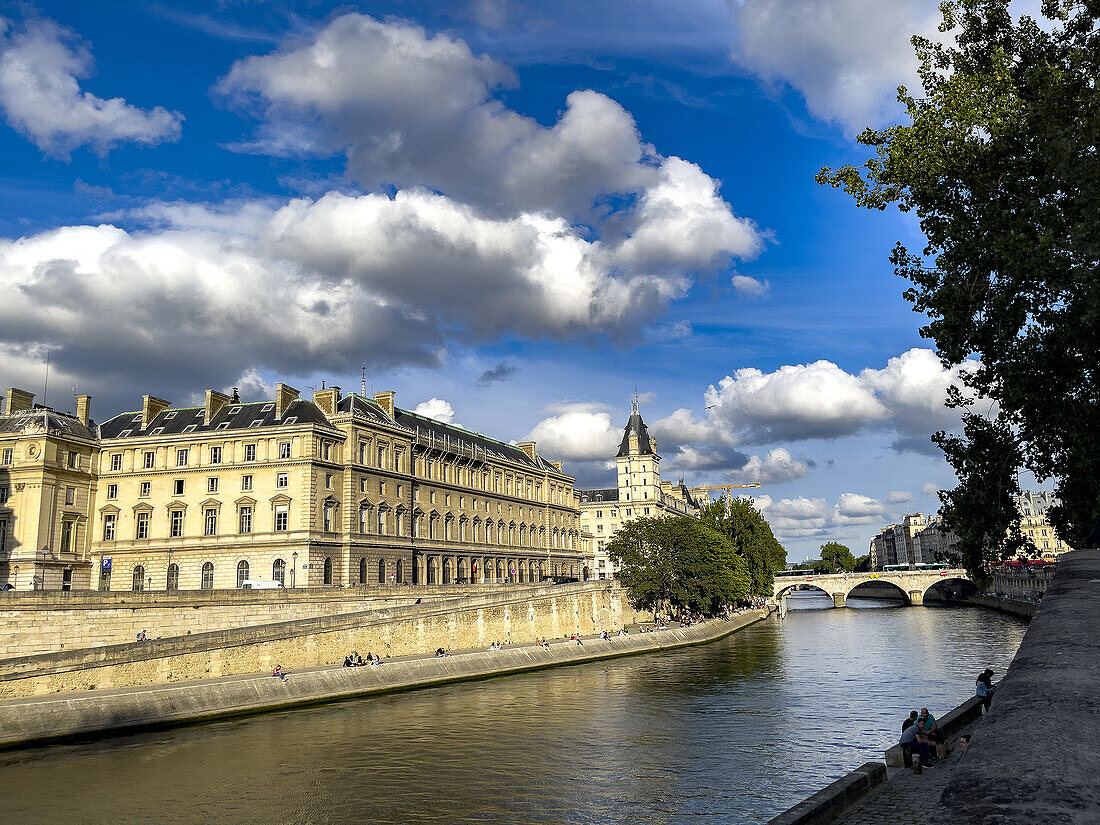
[976,669,996,711]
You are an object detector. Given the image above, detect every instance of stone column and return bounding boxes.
[832,592,847,608]
[908,590,924,606]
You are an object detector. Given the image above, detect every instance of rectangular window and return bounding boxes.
[176,449,188,467]
[139,481,151,497]
[110,453,122,471]
[323,504,333,532]
[239,506,253,534]
[396,484,403,498]
[210,446,222,464]
[377,446,385,466]
[204,508,218,536]
[322,442,332,461]
[0,519,6,553]
[595,510,602,518]
[274,505,288,532]
[359,507,369,534]
[241,474,253,491]
[68,451,78,468]
[379,481,385,496]
[359,442,366,464]
[173,479,184,496]
[360,478,367,493]
[430,491,436,504]
[276,472,288,488]
[107,483,118,499]
[136,512,150,540]
[0,485,8,504]
[65,486,75,505]
[60,520,74,552]
[207,477,218,493]
[244,443,256,462]
[1,448,11,465]
[644,507,650,515]
[143,450,155,469]
[325,473,333,490]
[393,452,401,472]
[279,441,291,460]
[170,509,184,537]
[103,514,116,541]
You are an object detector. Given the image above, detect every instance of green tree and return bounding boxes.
[699,497,787,595]
[817,0,1100,566]
[819,542,857,572]
[606,516,751,616]
[854,554,872,573]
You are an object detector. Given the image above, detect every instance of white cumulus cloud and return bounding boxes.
[0,17,182,157]
[414,397,456,424]
[887,490,915,504]
[833,492,886,525]
[524,404,621,462]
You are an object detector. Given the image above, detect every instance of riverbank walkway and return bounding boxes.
[831,720,979,825]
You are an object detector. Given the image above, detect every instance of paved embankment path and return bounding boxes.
[0,611,766,749]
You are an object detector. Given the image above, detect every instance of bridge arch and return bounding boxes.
[846,578,909,603]
[774,569,971,608]
[922,576,976,603]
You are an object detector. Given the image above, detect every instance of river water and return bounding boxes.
[0,594,1026,825]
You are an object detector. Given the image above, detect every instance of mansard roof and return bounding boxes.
[0,407,97,441]
[394,407,566,475]
[334,393,398,425]
[99,398,335,440]
[578,487,619,503]
[616,410,655,457]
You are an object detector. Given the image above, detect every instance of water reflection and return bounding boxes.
[0,597,1025,825]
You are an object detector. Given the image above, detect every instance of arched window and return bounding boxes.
[378,558,387,584]
[497,560,506,581]
[443,558,452,584]
[395,558,404,583]
[359,557,367,585]
[272,558,286,585]
[132,565,145,591]
[166,564,179,591]
[236,560,249,588]
[427,557,438,584]
[201,562,214,590]
[323,556,333,585]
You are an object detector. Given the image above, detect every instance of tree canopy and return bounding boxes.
[819,542,858,572]
[606,516,751,615]
[818,0,1100,567]
[698,497,787,595]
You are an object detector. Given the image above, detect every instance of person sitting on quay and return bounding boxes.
[976,669,996,711]
[954,734,972,764]
[899,720,934,768]
[435,647,450,657]
[343,655,354,668]
[902,710,919,734]
[487,641,501,651]
[618,628,628,637]
[272,664,287,681]
[600,630,610,641]
[917,708,943,744]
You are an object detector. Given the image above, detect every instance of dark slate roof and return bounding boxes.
[578,487,619,503]
[616,411,655,457]
[0,408,97,440]
[393,407,566,475]
[334,393,398,425]
[99,398,336,440]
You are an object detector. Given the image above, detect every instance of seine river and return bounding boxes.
[0,594,1026,825]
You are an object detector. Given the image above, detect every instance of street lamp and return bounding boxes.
[291,551,298,588]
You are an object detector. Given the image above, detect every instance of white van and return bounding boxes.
[240,579,284,590]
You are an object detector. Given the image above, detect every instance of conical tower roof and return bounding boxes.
[616,403,655,457]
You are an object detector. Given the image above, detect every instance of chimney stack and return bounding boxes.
[274,383,300,419]
[204,389,231,425]
[76,395,92,427]
[141,395,170,429]
[5,388,34,414]
[312,386,342,417]
[373,391,395,419]
[517,441,537,461]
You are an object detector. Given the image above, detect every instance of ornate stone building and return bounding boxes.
[576,402,705,579]
[0,389,98,591]
[0,384,586,591]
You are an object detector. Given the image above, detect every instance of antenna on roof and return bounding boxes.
[42,349,51,407]
[361,364,367,396]
[631,385,639,415]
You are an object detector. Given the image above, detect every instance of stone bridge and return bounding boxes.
[773,569,971,608]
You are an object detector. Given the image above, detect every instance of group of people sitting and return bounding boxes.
[434,647,450,657]
[341,651,383,667]
[899,708,944,767]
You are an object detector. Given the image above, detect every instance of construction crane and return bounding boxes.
[703,483,761,497]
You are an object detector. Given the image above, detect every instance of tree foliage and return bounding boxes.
[819,542,858,572]
[818,0,1100,564]
[606,516,751,615]
[698,497,787,595]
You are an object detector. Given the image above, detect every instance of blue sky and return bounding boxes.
[1,0,1031,560]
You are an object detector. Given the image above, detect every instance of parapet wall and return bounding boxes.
[0,584,572,658]
[932,550,1100,824]
[0,582,649,699]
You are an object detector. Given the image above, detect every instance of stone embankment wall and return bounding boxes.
[932,550,1100,824]
[0,612,766,749]
[0,582,649,699]
[0,585,543,658]
[964,594,1037,619]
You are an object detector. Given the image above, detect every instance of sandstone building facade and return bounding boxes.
[0,384,586,591]
[576,402,705,579]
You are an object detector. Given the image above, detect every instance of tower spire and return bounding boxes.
[632,385,639,415]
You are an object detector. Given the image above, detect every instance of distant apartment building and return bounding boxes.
[1015,491,1074,557]
[869,514,932,570]
[0,384,587,591]
[576,402,705,580]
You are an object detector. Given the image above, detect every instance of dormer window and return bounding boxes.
[228,406,242,415]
